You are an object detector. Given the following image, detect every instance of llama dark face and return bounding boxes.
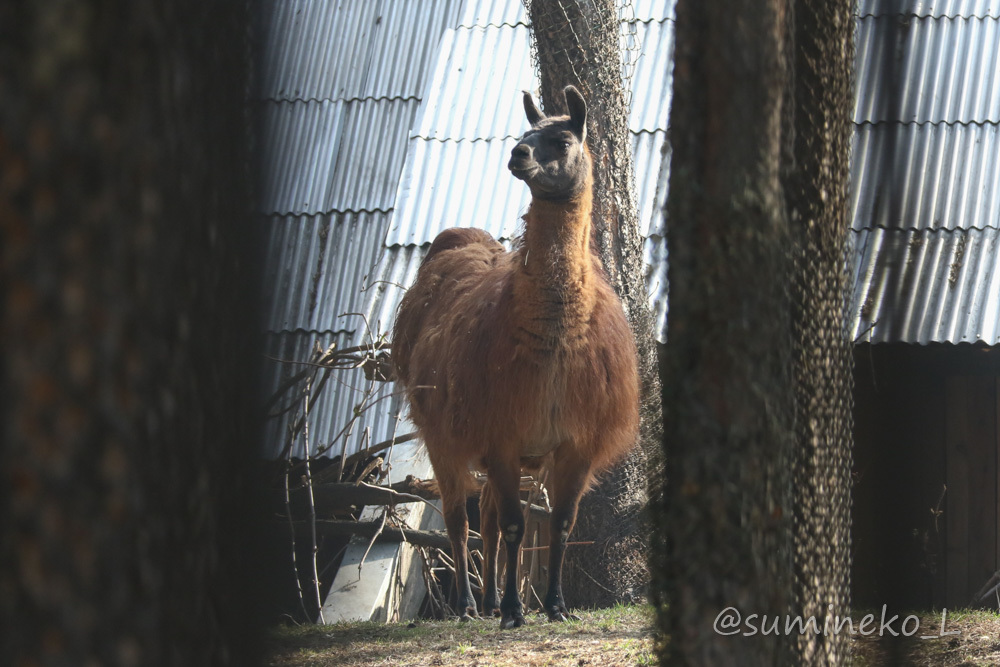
[508,86,591,201]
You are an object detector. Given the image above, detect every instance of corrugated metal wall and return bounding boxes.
[850,3,1000,343]
[257,0,463,458]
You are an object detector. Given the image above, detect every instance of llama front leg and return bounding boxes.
[438,473,477,621]
[545,451,591,622]
[479,479,502,618]
[488,463,526,628]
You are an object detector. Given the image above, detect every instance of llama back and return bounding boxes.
[391,227,506,388]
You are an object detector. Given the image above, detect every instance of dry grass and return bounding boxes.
[266,605,655,667]
[267,605,1000,666]
[849,608,1000,666]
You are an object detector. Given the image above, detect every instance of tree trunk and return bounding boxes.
[0,2,264,664]
[657,0,795,664]
[785,1,856,664]
[527,0,663,608]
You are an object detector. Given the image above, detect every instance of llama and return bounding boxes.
[392,85,639,628]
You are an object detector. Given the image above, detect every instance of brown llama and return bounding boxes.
[392,85,639,628]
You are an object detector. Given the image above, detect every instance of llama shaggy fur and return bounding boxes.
[392,86,639,628]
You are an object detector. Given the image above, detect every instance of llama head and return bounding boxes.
[508,85,591,201]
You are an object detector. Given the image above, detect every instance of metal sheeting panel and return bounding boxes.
[855,13,1000,124]
[259,98,419,215]
[644,234,669,340]
[414,20,673,142]
[262,212,389,333]
[457,0,526,27]
[455,0,675,27]
[262,331,407,459]
[851,121,1000,231]
[386,131,671,247]
[414,26,536,141]
[857,0,1000,18]
[631,0,676,22]
[850,227,1000,344]
[634,130,670,238]
[361,244,430,336]
[385,136,530,246]
[258,0,462,101]
[361,236,671,357]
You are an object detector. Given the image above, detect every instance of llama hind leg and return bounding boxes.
[479,480,502,617]
[545,449,592,622]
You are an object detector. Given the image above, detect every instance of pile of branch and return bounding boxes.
[292,474,550,551]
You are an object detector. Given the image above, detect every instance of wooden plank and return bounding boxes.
[946,376,970,608]
[925,369,948,608]
[966,375,996,606]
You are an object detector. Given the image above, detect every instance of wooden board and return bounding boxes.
[946,376,971,608]
[945,375,997,607]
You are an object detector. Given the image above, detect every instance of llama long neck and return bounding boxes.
[512,182,597,350]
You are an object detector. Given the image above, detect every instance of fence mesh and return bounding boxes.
[786,0,856,663]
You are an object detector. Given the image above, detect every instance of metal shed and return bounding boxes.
[255,0,1000,618]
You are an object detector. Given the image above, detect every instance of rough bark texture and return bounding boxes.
[527,0,663,609]
[657,0,796,664]
[785,1,856,664]
[0,2,264,665]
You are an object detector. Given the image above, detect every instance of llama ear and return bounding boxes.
[563,85,587,141]
[523,91,545,126]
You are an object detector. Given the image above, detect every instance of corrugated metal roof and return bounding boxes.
[259,99,419,215]
[457,0,526,27]
[851,122,1000,231]
[849,6,1000,344]
[385,130,671,247]
[413,18,673,142]
[854,13,1000,124]
[413,26,536,141]
[850,227,1000,343]
[385,137,529,246]
[261,212,389,333]
[453,0,676,27]
[361,244,430,334]
[387,11,674,248]
[857,0,1000,18]
[259,0,462,101]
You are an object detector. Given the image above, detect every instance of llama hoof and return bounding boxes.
[501,611,526,629]
[546,606,580,623]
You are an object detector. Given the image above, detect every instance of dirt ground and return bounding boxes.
[266,606,1000,666]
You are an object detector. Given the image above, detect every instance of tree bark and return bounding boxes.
[0,2,264,664]
[658,0,795,664]
[527,0,664,609]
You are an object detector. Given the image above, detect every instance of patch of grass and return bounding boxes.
[267,605,655,667]
[850,608,1000,667]
[268,605,1000,666]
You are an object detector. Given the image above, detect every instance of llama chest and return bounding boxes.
[493,353,593,457]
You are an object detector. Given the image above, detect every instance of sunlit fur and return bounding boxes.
[392,86,640,627]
